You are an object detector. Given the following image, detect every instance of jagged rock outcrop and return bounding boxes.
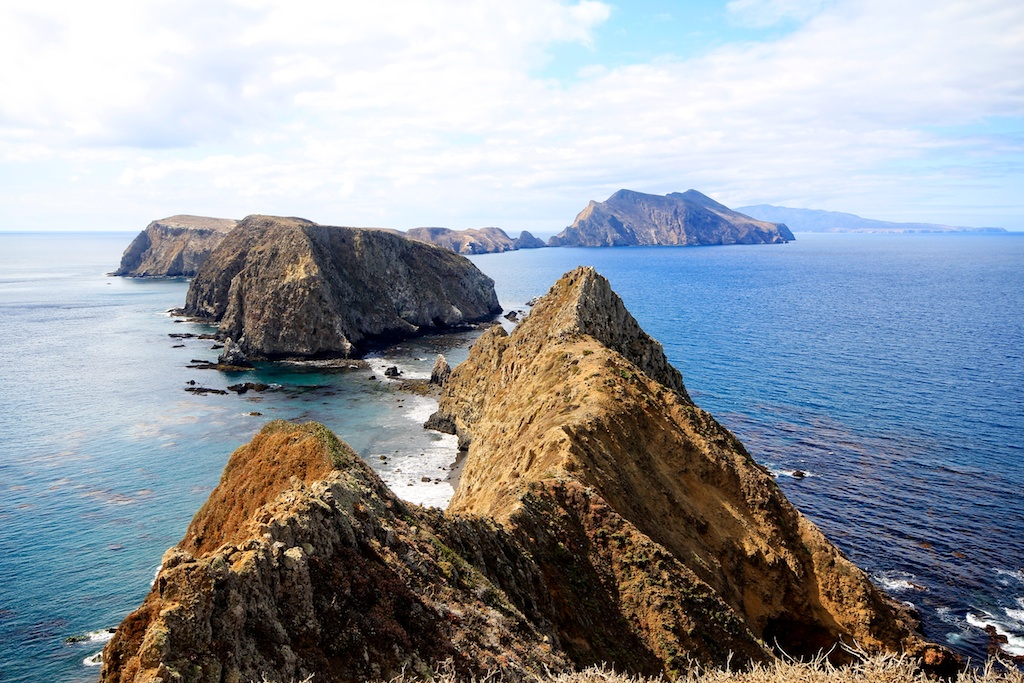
[182,215,501,359]
[102,268,956,683]
[112,215,237,277]
[431,266,946,664]
[548,190,794,247]
[100,421,570,683]
[406,227,546,254]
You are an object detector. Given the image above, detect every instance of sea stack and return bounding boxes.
[548,190,794,246]
[182,215,502,359]
[112,215,238,277]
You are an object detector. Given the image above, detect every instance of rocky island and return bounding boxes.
[549,190,794,246]
[100,268,954,683]
[736,204,1008,234]
[112,215,238,277]
[181,215,501,359]
[407,227,546,254]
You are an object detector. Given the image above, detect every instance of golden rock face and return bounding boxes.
[101,267,952,683]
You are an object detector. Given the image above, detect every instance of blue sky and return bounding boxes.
[1,0,1022,232]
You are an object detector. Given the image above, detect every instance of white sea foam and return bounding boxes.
[83,651,103,667]
[874,572,924,593]
[966,611,1024,657]
[84,629,115,644]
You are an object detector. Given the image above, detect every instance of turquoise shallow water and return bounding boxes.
[0,231,1021,681]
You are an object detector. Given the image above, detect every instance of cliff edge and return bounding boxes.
[548,190,794,247]
[113,215,237,277]
[182,215,501,359]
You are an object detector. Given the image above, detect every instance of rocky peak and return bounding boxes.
[431,267,945,664]
[523,266,688,398]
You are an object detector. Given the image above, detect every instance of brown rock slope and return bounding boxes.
[431,266,944,664]
[102,269,955,683]
[101,421,570,683]
[182,215,501,359]
[113,215,237,277]
[548,190,795,247]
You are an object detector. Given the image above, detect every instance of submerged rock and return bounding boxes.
[112,215,237,277]
[183,215,501,359]
[548,189,794,247]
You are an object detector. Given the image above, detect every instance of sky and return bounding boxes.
[1,0,1022,233]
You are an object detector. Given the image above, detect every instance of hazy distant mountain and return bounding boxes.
[549,189,795,247]
[737,205,1007,234]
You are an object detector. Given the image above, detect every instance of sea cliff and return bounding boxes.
[100,267,955,683]
[181,215,501,359]
[549,190,794,247]
[113,215,237,277]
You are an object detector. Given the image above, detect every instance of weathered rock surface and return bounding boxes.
[432,266,947,665]
[182,215,501,359]
[548,190,795,247]
[102,269,955,683]
[113,215,237,277]
[407,227,546,254]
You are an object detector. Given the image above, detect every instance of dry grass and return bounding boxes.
[255,652,1022,683]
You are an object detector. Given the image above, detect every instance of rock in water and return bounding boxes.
[182,215,502,359]
[514,230,546,249]
[102,269,955,683]
[548,189,795,247]
[112,215,237,277]
[429,354,451,385]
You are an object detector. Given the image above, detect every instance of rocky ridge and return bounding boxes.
[406,227,546,254]
[182,215,501,359]
[430,267,947,664]
[549,190,794,247]
[113,215,237,277]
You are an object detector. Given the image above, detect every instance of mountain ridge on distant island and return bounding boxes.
[112,215,237,277]
[549,190,794,247]
[737,205,1008,233]
[406,226,546,254]
[182,215,501,359]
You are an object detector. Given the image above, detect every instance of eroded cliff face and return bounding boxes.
[432,267,938,662]
[548,190,795,247]
[113,215,237,277]
[182,215,501,359]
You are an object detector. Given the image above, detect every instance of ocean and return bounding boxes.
[0,231,1021,682]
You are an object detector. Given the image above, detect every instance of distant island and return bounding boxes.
[406,226,546,254]
[549,189,794,246]
[737,205,1008,233]
[112,215,237,277]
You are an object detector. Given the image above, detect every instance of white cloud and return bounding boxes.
[0,0,1022,231]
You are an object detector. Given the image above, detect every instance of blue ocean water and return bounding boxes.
[0,231,1021,681]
